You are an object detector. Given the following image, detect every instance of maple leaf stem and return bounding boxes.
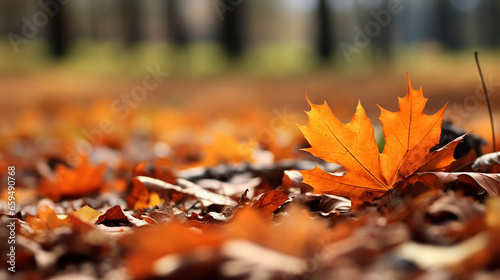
[475,51,496,152]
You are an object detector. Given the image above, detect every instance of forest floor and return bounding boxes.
[1,62,500,279]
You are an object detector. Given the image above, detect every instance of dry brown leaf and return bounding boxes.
[408,172,500,195]
[251,190,288,218]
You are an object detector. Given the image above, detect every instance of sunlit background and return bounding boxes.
[1,0,500,159]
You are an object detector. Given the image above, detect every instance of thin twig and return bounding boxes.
[474,51,496,152]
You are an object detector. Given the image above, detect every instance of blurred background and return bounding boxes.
[1,0,500,165]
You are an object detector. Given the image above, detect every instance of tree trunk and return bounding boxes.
[436,0,462,50]
[219,0,244,59]
[122,0,141,47]
[317,0,334,62]
[166,0,188,46]
[48,2,67,58]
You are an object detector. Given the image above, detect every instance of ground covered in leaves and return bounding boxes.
[2,75,500,280]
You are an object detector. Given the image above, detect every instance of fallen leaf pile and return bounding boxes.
[2,74,500,280]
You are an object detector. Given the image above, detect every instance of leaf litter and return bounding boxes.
[1,74,500,280]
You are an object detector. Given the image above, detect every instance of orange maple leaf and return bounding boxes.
[298,74,461,208]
